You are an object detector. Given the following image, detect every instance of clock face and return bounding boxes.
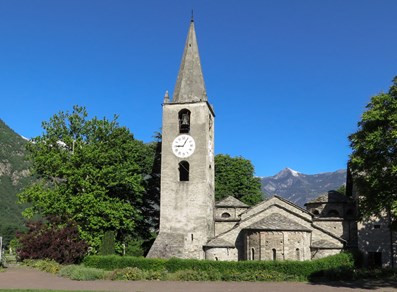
[172,134,196,158]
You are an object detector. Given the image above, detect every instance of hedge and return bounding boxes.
[83,255,167,271]
[83,252,354,280]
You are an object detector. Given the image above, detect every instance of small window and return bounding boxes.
[251,248,255,260]
[179,161,189,181]
[272,249,277,261]
[221,212,231,218]
[296,248,300,260]
[179,109,191,133]
[312,210,320,216]
[374,224,381,229]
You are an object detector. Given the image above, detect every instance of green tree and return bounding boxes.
[18,106,157,252]
[349,76,397,218]
[215,154,263,205]
[98,230,115,255]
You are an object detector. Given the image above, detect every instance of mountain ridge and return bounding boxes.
[261,167,347,207]
[0,119,33,245]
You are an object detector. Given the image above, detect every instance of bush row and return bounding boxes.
[58,265,302,281]
[23,256,397,282]
[23,259,62,274]
[59,265,107,281]
[83,252,355,280]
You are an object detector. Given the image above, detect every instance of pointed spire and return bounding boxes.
[163,90,170,103]
[172,19,207,103]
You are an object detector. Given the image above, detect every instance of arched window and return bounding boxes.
[327,209,340,217]
[296,248,300,260]
[179,161,189,181]
[251,248,255,260]
[178,109,191,133]
[221,212,231,219]
[272,249,277,261]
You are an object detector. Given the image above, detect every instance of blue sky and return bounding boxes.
[0,0,396,176]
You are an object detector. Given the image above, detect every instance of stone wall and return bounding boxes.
[207,197,344,261]
[357,215,397,267]
[246,230,311,261]
[147,101,215,259]
[214,207,248,220]
[205,247,238,261]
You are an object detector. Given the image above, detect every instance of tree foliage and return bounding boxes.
[18,106,159,252]
[16,216,88,264]
[214,154,263,205]
[98,231,115,255]
[349,76,397,218]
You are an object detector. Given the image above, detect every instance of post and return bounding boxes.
[0,236,2,264]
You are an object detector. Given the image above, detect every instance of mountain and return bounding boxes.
[260,168,347,207]
[0,119,32,245]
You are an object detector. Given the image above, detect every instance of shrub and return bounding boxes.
[83,255,167,271]
[83,252,355,282]
[110,267,145,281]
[169,269,214,281]
[98,231,115,256]
[124,238,145,257]
[23,259,61,274]
[59,265,105,281]
[143,269,168,280]
[17,216,88,264]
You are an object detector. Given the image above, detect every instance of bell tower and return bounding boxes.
[147,18,215,259]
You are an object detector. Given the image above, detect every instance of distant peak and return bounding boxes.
[274,167,301,179]
[286,167,300,177]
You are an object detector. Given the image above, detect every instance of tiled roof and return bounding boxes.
[216,196,249,208]
[311,239,342,249]
[306,191,349,204]
[245,213,311,231]
[205,237,235,248]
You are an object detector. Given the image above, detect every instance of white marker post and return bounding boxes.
[0,236,2,264]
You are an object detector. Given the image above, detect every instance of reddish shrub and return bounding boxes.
[17,216,88,264]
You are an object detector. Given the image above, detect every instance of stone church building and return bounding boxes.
[147,19,394,265]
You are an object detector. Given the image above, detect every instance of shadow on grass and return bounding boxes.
[308,268,397,290]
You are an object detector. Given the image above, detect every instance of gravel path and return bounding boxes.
[0,266,396,292]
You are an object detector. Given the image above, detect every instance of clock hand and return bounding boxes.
[175,138,188,147]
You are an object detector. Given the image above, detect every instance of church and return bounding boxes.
[147,19,393,264]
